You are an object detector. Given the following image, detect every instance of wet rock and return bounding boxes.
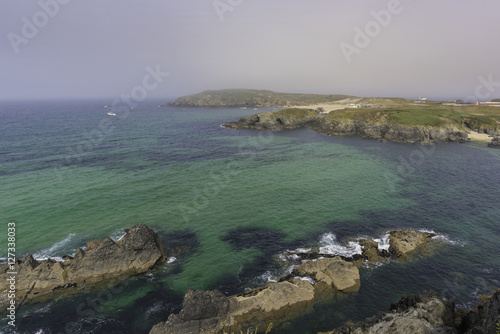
[389,229,436,259]
[325,290,457,334]
[295,257,360,293]
[458,289,500,334]
[0,224,166,307]
[357,239,383,262]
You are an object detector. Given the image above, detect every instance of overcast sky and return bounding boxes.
[1,0,499,101]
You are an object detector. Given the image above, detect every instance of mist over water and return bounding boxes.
[1,100,499,333]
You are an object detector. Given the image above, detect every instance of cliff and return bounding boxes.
[163,89,354,108]
[224,107,472,144]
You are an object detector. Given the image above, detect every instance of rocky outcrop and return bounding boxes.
[225,108,470,144]
[295,257,360,293]
[322,290,457,334]
[0,224,166,307]
[389,229,436,259]
[224,108,319,130]
[150,257,359,333]
[312,118,469,144]
[458,289,500,334]
[488,136,500,148]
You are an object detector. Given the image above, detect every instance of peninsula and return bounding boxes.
[165,89,500,145]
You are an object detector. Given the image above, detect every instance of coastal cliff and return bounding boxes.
[224,108,472,144]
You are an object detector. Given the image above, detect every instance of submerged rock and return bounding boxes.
[389,229,436,259]
[0,224,166,307]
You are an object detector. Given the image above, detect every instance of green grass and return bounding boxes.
[323,106,500,129]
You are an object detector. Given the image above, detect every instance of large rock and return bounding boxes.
[150,290,230,334]
[151,257,359,333]
[323,290,457,334]
[0,224,166,307]
[488,136,500,148]
[151,280,316,334]
[458,289,500,334]
[295,257,360,293]
[224,108,319,130]
[389,229,436,259]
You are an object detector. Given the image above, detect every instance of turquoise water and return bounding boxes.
[1,100,499,333]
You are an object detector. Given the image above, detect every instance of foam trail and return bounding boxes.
[374,233,391,251]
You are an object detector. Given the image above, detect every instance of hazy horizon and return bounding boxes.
[2,0,500,102]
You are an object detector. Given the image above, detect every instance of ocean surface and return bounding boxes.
[1,100,499,333]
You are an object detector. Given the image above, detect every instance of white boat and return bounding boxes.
[241,107,247,110]
[107,111,116,116]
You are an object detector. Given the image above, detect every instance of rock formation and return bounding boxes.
[458,289,500,334]
[488,136,500,148]
[321,290,457,334]
[223,108,319,130]
[389,229,436,259]
[0,224,166,307]
[150,257,359,333]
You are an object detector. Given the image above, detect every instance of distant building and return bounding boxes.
[349,104,360,108]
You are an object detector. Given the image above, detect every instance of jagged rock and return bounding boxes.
[151,280,316,334]
[389,229,436,258]
[488,136,500,148]
[151,257,359,333]
[0,224,166,307]
[295,257,360,293]
[224,108,319,130]
[325,290,457,334]
[150,290,230,334]
[458,289,500,334]
[357,239,383,262]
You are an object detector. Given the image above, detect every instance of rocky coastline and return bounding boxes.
[150,229,441,333]
[0,224,167,307]
[3,226,498,333]
[223,109,472,144]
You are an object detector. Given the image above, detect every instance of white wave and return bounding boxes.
[257,270,278,283]
[110,230,126,242]
[417,229,466,247]
[318,233,362,257]
[297,276,315,285]
[374,233,391,251]
[33,233,77,262]
[167,257,177,264]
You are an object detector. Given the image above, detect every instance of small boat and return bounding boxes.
[253,108,258,111]
[241,107,247,110]
[107,111,116,116]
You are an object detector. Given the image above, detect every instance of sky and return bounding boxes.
[1,0,500,101]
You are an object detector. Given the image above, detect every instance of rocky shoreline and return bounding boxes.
[223,109,473,144]
[150,229,440,333]
[0,224,166,308]
[3,226,498,333]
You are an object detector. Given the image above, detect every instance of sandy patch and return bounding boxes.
[467,130,493,142]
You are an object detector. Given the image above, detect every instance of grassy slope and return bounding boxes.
[169,89,356,105]
[323,106,500,129]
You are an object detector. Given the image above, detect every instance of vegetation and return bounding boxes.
[323,105,500,130]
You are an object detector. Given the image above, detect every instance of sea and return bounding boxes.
[1,99,499,333]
